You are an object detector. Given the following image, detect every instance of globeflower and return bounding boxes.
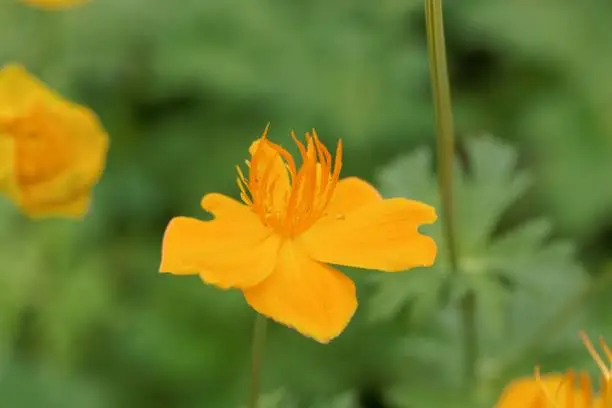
[0,63,108,219]
[160,126,437,343]
[495,332,612,407]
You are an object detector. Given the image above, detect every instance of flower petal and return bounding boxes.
[325,177,382,215]
[0,64,108,220]
[494,374,578,408]
[5,103,108,219]
[299,198,437,272]
[0,64,58,116]
[19,191,91,219]
[200,192,257,221]
[160,194,280,289]
[247,133,291,212]
[243,242,357,343]
[0,134,15,193]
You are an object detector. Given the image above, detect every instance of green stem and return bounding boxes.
[425,0,457,265]
[248,313,268,408]
[424,0,478,384]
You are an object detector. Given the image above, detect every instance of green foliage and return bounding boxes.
[367,137,596,406]
[451,0,612,237]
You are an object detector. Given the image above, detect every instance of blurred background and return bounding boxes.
[1,0,612,407]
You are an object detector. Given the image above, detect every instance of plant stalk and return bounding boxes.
[248,313,268,408]
[424,0,478,384]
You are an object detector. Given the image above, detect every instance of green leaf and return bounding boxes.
[368,137,532,324]
[367,136,588,400]
[459,137,532,249]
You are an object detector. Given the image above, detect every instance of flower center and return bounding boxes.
[237,127,342,237]
[533,333,612,408]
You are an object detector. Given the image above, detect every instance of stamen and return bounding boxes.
[578,372,594,408]
[236,178,252,206]
[312,131,330,194]
[267,143,297,178]
[324,139,342,205]
[236,165,249,187]
[600,337,612,370]
[261,122,270,140]
[292,131,308,160]
[580,331,611,379]
[534,366,562,408]
[301,135,318,214]
[238,127,343,236]
[601,376,612,407]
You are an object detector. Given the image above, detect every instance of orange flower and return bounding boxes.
[0,63,108,219]
[160,126,437,343]
[495,332,612,408]
[20,0,87,9]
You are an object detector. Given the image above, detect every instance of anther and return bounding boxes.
[534,366,562,408]
[580,330,611,379]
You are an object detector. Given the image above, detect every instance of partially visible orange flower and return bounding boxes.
[20,0,87,10]
[495,332,612,408]
[0,63,108,219]
[160,126,437,343]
